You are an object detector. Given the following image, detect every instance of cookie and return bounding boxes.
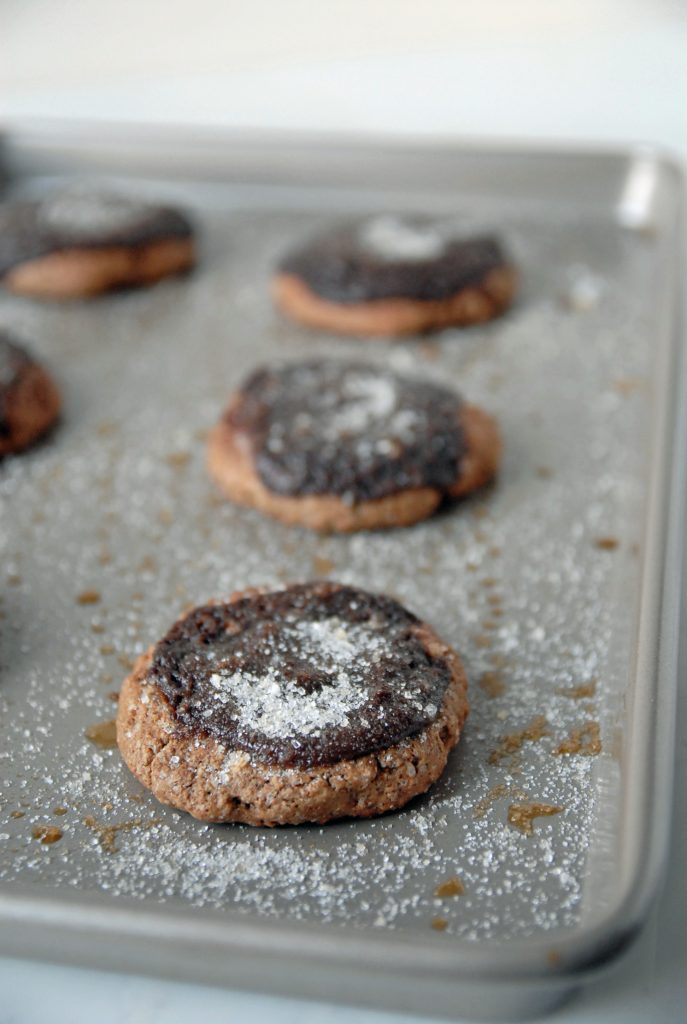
[117,582,468,825]
[0,185,195,298]
[207,359,500,532]
[0,331,60,456]
[273,214,517,337]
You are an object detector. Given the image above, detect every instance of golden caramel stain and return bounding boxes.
[100,643,115,656]
[481,577,498,588]
[489,716,549,765]
[10,810,25,819]
[507,803,562,835]
[434,877,464,898]
[474,784,508,819]
[536,466,553,479]
[138,555,157,573]
[76,589,101,605]
[431,917,448,931]
[557,679,597,700]
[83,815,159,854]
[473,783,526,820]
[84,720,118,749]
[118,654,135,671]
[91,622,106,634]
[96,420,117,437]
[555,721,602,756]
[7,573,21,586]
[32,825,63,845]
[165,451,191,468]
[474,634,492,649]
[53,807,68,816]
[107,690,120,703]
[158,508,174,526]
[312,555,335,576]
[595,536,619,551]
[479,670,506,699]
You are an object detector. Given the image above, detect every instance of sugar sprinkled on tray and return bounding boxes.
[0,202,648,941]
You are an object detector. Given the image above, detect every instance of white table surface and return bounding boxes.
[2,3,686,1021]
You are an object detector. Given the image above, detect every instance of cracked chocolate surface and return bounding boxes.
[0,187,193,276]
[226,359,465,502]
[278,215,509,303]
[148,582,453,768]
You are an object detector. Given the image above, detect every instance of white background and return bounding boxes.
[1,3,686,1022]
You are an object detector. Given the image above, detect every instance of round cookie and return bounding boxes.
[273,214,517,337]
[207,359,501,532]
[117,582,469,826]
[0,185,195,298]
[0,331,60,456]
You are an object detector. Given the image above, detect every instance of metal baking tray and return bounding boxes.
[0,122,683,1021]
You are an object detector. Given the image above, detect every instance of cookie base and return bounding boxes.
[0,363,61,456]
[4,238,195,299]
[207,403,501,532]
[273,265,517,337]
[116,619,468,826]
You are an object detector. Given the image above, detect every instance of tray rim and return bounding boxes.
[0,122,684,1008]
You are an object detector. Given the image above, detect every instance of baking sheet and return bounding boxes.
[0,129,682,1019]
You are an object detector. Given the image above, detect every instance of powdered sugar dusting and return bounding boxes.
[359,215,446,262]
[37,185,154,238]
[204,617,385,741]
[326,373,397,435]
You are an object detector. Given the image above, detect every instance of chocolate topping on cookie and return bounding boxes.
[0,186,193,277]
[226,360,465,502]
[148,583,453,768]
[278,215,509,304]
[0,329,60,453]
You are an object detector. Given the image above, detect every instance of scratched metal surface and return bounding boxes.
[0,133,681,1018]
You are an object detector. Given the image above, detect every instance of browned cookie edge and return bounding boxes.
[273,265,517,338]
[4,238,195,299]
